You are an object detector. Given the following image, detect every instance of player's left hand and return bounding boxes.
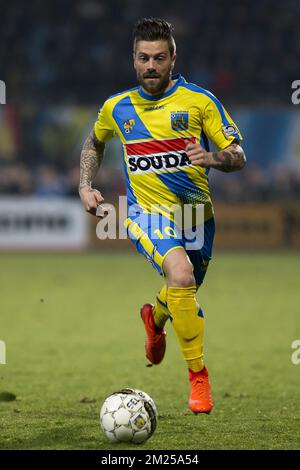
[185,141,212,168]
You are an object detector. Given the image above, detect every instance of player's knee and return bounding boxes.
[167,266,195,288]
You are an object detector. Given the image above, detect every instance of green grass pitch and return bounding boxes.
[0,251,299,450]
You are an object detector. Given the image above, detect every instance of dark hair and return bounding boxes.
[133,18,176,57]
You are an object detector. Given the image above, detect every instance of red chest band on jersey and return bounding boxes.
[125,137,195,174]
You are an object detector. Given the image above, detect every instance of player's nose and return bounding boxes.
[147,59,156,70]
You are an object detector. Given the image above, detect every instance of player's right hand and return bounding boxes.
[79,186,104,216]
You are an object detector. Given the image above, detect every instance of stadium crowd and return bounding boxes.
[1,0,300,201]
[1,160,300,204]
[2,0,299,105]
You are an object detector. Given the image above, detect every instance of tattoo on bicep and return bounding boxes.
[212,145,246,172]
[79,131,105,189]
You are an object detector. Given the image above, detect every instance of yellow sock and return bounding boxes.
[153,284,169,329]
[167,286,204,372]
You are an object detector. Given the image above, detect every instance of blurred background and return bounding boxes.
[1,1,300,451]
[1,0,300,250]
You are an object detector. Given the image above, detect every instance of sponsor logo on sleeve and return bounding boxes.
[222,124,238,137]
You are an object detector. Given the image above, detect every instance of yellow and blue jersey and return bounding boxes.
[94,73,242,222]
[93,74,242,283]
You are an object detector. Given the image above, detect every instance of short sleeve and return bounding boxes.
[94,100,116,143]
[202,95,243,150]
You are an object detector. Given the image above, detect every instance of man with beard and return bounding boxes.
[79,18,246,414]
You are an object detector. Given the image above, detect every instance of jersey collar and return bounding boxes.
[138,73,185,101]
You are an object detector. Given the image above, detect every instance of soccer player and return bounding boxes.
[79,18,246,414]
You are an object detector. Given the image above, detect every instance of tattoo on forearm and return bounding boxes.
[212,144,246,173]
[79,131,105,189]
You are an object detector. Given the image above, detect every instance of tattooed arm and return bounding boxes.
[79,130,105,215]
[210,142,246,172]
[185,140,246,173]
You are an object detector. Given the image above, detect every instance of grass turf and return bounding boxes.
[0,252,299,450]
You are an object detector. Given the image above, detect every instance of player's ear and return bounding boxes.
[133,51,137,70]
[171,54,177,71]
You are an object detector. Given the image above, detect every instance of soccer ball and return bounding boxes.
[100,388,157,444]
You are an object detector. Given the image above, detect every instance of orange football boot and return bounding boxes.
[140,303,166,365]
[188,366,214,414]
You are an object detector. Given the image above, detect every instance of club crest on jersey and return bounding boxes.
[171,112,189,131]
[124,119,135,134]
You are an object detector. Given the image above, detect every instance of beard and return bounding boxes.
[137,68,172,96]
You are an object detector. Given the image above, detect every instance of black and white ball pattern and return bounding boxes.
[100,388,157,444]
